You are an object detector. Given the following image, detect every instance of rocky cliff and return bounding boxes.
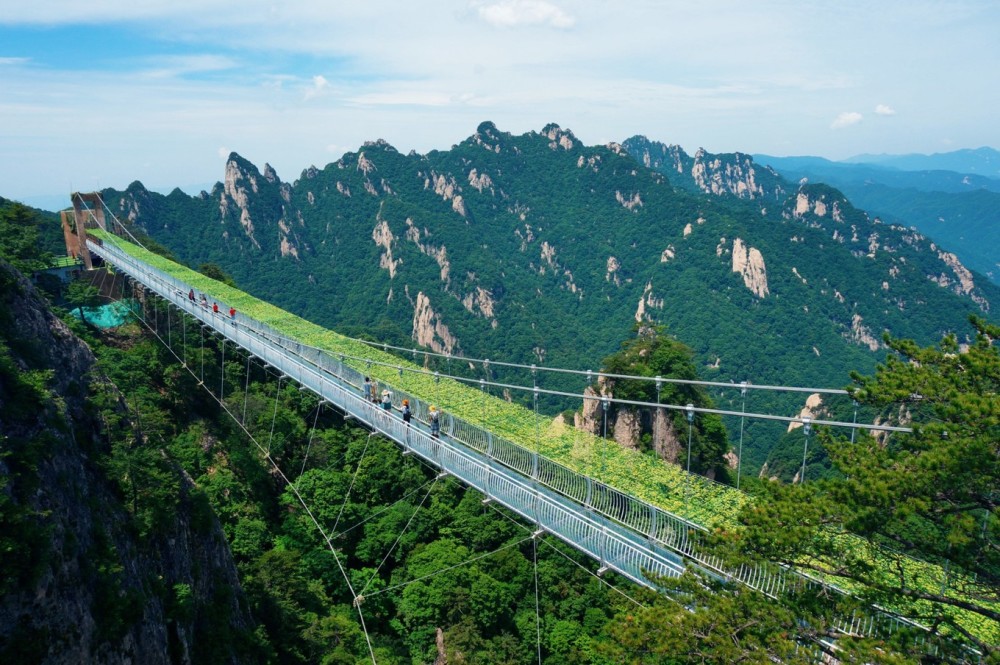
[0,261,258,664]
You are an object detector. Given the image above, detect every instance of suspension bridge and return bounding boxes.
[65,192,980,660]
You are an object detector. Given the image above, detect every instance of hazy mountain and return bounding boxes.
[100,122,1000,473]
[752,155,1000,194]
[751,154,1000,283]
[845,146,1000,176]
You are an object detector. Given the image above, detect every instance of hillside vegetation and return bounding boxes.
[101,122,1000,479]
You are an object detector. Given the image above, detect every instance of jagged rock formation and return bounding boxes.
[100,122,1000,471]
[731,238,769,298]
[0,261,256,664]
[576,379,697,471]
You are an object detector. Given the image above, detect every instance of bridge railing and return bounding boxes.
[87,235,943,647]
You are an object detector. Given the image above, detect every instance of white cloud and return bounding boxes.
[476,0,575,29]
[831,111,863,129]
[217,147,230,159]
[0,57,31,65]
[304,75,330,100]
[874,103,896,116]
[142,54,238,79]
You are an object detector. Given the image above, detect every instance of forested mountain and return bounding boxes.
[749,154,1000,284]
[101,122,1000,474]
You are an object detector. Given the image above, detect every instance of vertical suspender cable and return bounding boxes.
[182,312,187,367]
[850,400,859,444]
[267,376,283,455]
[800,418,812,484]
[200,325,205,384]
[685,404,694,510]
[220,339,226,399]
[242,353,252,426]
[737,381,747,490]
[299,400,324,479]
[534,536,542,665]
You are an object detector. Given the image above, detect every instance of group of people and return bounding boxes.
[362,376,440,438]
[188,289,236,320]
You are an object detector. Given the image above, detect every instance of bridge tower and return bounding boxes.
[60,192,106,270]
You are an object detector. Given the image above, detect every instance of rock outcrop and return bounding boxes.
[731,238,769,297]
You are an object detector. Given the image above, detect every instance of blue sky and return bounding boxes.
[2,0,999,210]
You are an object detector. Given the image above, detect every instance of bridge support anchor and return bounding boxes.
[481,497,492,505]
[532,529,544,540]
[596,566,609,576]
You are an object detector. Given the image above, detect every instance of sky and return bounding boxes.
[2,0,999,210]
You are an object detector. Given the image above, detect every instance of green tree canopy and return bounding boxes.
[733,315,1000,658]
[0,200,53,274]
[64,279,102,323]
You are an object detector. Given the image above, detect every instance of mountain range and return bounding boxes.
[96,122,999,475]
[753,149,1000,284]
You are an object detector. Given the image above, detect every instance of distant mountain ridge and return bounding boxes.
[100,122,1000,475]
[845,146,1000,176]
[752,151,1000,283]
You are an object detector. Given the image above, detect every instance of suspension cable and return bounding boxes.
[251,327,908,433]
[299,399,325,480]
[349,335,848,395]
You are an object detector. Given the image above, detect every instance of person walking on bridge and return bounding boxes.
[429,405,440,438]
[363,377,373,402]
[402,399,412,425]
[381,390,392,411]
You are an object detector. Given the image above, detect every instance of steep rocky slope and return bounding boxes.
[0,261,258,664]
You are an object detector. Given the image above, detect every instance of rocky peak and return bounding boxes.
[362,138,397,153]
[541,123,577,151]
[690,150,774,199]
[472,121,507,153]
[262,162,279,184]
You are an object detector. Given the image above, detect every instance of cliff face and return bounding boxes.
[0,262,257,664]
